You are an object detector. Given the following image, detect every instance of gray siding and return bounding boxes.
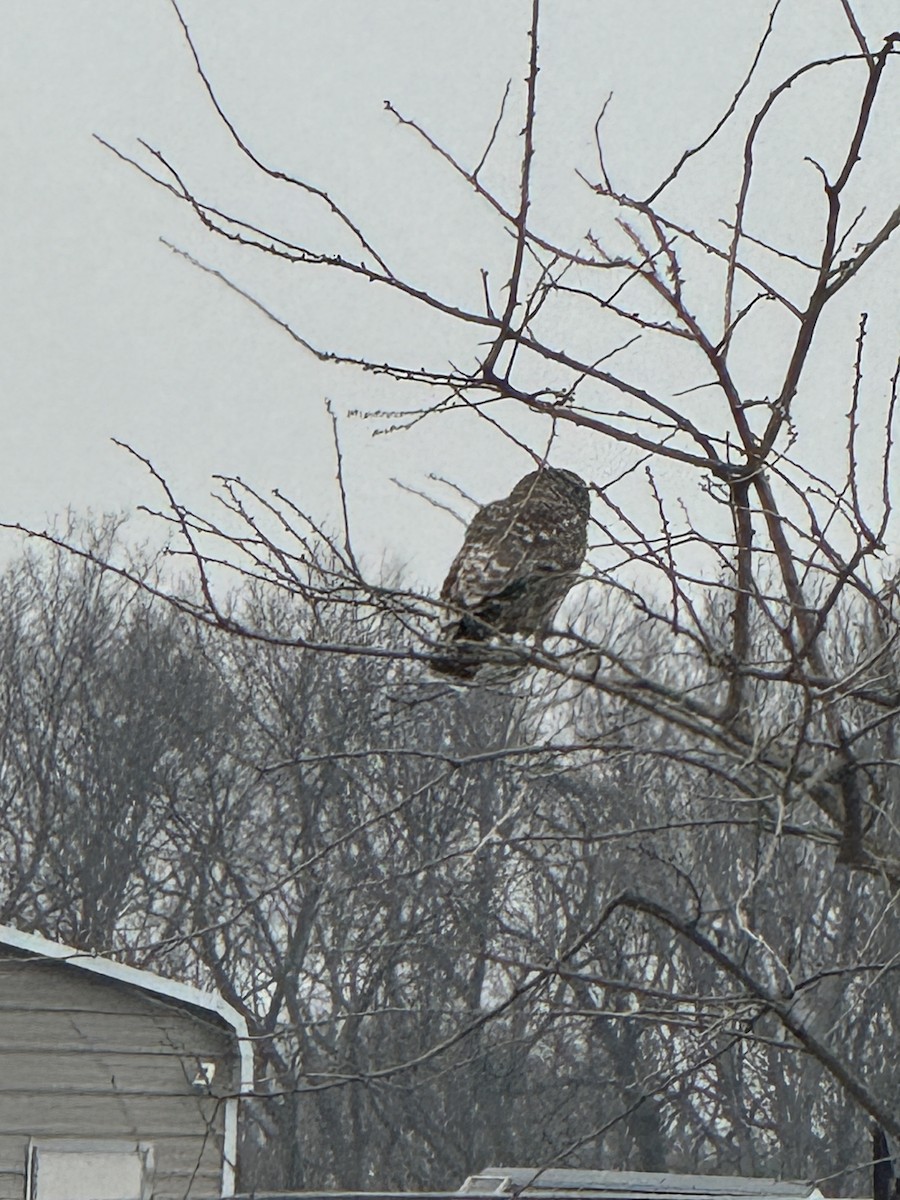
[0,950,237,1199]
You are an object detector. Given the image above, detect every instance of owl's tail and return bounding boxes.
[428,637,484,680]
[428,605,497,678]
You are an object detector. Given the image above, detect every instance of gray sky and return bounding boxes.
[3,1,899,587]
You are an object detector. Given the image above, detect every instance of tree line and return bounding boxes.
[0,527,895,1194]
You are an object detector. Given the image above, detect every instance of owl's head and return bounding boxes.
[512,467,591,520]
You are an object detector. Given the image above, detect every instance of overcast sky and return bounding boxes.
[3,1,899,586]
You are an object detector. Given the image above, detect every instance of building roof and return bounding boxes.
[0,922,253,1197]
[460,1171,824,1200]
[0,922,243,1029]
[224,1169,828,1200]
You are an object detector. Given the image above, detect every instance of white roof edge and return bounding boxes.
[0,922,254,1197]
[0,923,244,1033]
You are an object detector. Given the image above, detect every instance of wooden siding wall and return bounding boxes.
[0,951,236,1200]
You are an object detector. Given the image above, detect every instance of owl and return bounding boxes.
[432,468,591,679]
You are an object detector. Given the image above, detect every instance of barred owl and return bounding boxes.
[432,468,590,679]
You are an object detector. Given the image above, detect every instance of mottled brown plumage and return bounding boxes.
[432,468,590,679]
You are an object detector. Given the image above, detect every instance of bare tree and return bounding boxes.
[6,2,900,1192]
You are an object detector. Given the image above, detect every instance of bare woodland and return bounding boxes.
[5,1,900,1194]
